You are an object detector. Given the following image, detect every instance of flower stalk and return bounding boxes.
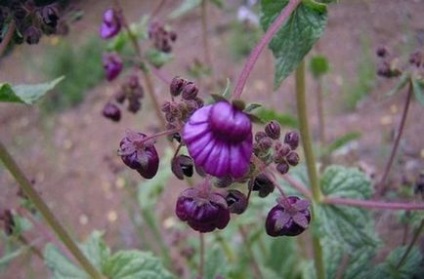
[0,141,105,279]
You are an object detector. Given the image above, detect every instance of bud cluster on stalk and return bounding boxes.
[148,21,177,53]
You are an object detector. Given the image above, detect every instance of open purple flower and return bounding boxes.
[100,8,121,39]
[103,53,123,81]
[183,101,252,178]
[175,187,230,233]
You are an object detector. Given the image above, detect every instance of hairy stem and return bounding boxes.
[232,0,301,99]
[379,81,413,192]
[0,142,104,279]
[295,60,325,279]
[396,220,424,269]
[324,197,424,210]
[238,226,263,279]
[0,20,15,57]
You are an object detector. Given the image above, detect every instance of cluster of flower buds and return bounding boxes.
[376,46,402,78]
[148,21,177,53]
[161,77,204,141]
[254,121,300,175]
[0,0,66,45]
[102,75,144,122]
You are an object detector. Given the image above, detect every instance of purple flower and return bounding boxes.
[119,132,159,179]
[103,53,123,81]
[183,101,252,178]
[175,187,230,233]
[100,8,121,39]
[266,196,311,237]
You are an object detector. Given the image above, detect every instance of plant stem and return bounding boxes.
[0,20,15,57]
[379,80,413,192]
[0,142,104,279]
[238,225,263,279]
[324,197,424,210]
[396,220,424,269]
[17,235,44,260]
[232,0,301,99]
[201,0,212,68]
[295,60,325,279]
[150,0,167,18]
[199,233,205,279]
[114,0,167,129]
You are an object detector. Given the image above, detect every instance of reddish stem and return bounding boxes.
[232,0,301,99]
[324,197,424,211]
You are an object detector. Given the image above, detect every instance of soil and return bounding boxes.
[0,0,424,278]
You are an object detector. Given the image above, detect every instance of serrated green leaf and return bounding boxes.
[103,250,174,279]
[44,244,89,279]
[321,131,361,156]
[386,73,409,97]
[145,49,173,68]
[0,76,64,105]
[412,77,424,106]
[254,107,299,128]
[316,166,378,251]
[309,55,330,78]
[260,0,328,88]
[369,246,423,279]
[78,231,110,270]
[264,237,300,279]
[169,0,202,19]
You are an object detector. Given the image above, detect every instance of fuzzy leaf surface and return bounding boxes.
[260,0,328,87]
[44,244,89,279]
[316,166,379,251]
[0,76,64,105]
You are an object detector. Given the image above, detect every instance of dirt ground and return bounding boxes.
[0,0,424,278]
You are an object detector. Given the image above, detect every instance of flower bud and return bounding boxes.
[376,46,388,58]
[102,102,121,122]
[0,209,15,236]
[258,137,273,151]
[100,8,121,39]
[249,173,275,198]
[171,155,193,180]
[284,131,300,150]
[170,76,186,97]
[127,96,141,113]
[276,161,290,175]
[213,176,233,188]
[273,143,291,163]
[103,53,123,81]
[255,131,268,142]
[24,26,42,44]
[265,121,281,140]
[286,151,300,166]
[266,196,311,237]
[225,190,248,214]
[42,5,59,28]
[119,132,159,179]
[114,90,126,104]
[182,82,199,100]
[409,51,423,67]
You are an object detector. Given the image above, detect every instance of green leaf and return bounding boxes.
[260,0,328,88]
[204,246,227,279]
[0,76,64,105]
[316,166,379,251]
[264,237,300,279]
[309,55,330,78]
[244,103,262,113]
[103,250,174,279]
[412,77,424,106]
[145,49,173,68]
[221,78,231,99]
[370,246,423,278]
[107,16,149,52]
[44,244,89,279]
[169,0,202,19]
[254,107,299,128]
[78,231,110,270]
[321,131,361,156]
[386,73,409,97]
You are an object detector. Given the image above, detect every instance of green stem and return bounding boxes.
[396,219,424,270]
[295,60,325,279]
[0,142,105,279]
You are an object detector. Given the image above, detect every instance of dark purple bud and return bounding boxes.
[171,155,193,180]
[169,31,177,42]
[42,5,59,28]
[266,196,311,237]
[100,8,121,39]
[103,53,123,81]
[284,131,300,150]
[265,121,281,140]
[182,82,198,100]
[114,90,126,104]
[102,102,121,122]
[276,161,290,175]
[119,132,159,179]
[170,76,187,97]
[409,51,423,67]
[213,176,233,188]
[127,97,141,113]
[161,101,171,113]
[273,143,291,164]
[0,209,15,236]
[376,46,388,58]
[24,26,42,44]
[249,173,275,198]
[258,137,273,151]
[175,187,230,233]
[286,151,300,166]
[255,131,268,142]
[225,190,248,214]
